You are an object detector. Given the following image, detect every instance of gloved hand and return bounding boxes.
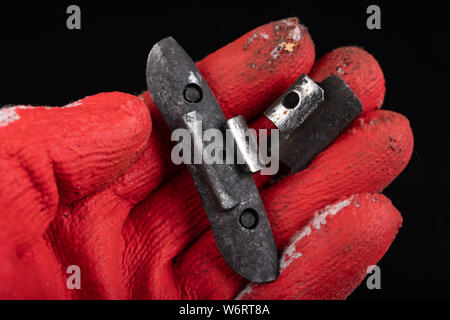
[0,18,413,300]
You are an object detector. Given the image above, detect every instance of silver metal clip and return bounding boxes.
[264,74,324,135]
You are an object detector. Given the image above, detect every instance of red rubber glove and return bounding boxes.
[0,18,413,300]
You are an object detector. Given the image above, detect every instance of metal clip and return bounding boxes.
[147,37,278,283]
[277,75,363,175]
[226,115,265,173]
[264,74,324,135]
[181,111,239,210]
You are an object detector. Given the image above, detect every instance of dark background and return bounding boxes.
[0,1,448,299]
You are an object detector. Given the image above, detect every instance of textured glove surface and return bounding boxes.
[0,18,413,299]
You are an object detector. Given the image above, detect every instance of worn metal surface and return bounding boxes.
[226,115,265,173]
[278,75,363,174]
[264,74,324,135]
[146,37,278,283]
[181,111,239,211]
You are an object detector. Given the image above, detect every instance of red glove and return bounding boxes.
[0,17,413,300]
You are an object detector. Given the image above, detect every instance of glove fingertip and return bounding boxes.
[309,46,385,113]
[197,17,316,120]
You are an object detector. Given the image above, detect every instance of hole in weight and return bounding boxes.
[184,83,203,103]
[282,91,300,109]
[240,208,258,229]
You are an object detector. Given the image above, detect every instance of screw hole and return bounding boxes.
[282,91,300,109]
[239,208,259,229]
[183,83,203,103]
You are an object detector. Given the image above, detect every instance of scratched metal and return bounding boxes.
[226,115,265,173]
[264,74,324,136]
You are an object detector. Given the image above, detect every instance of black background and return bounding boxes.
[0,1,448,299]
